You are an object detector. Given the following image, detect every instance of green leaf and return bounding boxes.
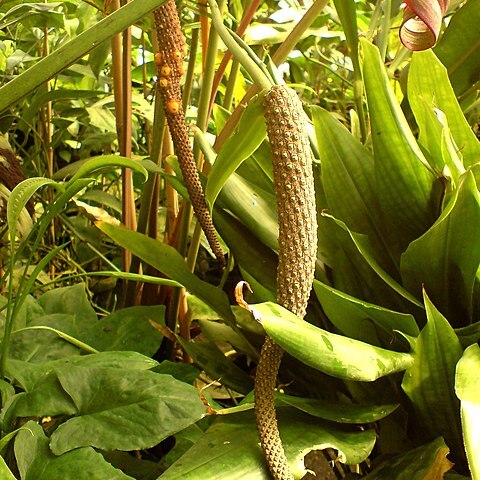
[435,0,480,97]
[455,344,480,479]
[278,394,398,424]
[401,292,464,461]
[8,351,159,392]
[408,49,480,168]
[15,421,133,480]
[82,305,165,356]
[96,222,238,330]
[0,456,16,480]
[254,302,413,381]
[313,280,419,347]
[0,0,169,113]
[401,172,480,326]
[323,213,423,308]
[7,177,59,240]
[361,39,437,254]
[311,106,397,270]
[206,92,267,208]
[159,409,376,479]
[363,437,453,480]
[177,337,254,394]
[49,367,206,454]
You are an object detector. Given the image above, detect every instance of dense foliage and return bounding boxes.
[0,0,479,478]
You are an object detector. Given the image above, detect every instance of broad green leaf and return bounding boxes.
[401,172,480,326]
[313,280,419,347]
[402,293,464,462]
[49,367,206,454]
[159,409,376,479]
[7,177,59,240]
[435,0,480,97]
[152,361,200,384]
[409,49,480,168]
[177,337,254,394]
[0,456,16,480]
[455,344,480,479]
[311,106,397,273]
[363,437,453,480]
[361,39,437,253]
[206,92,267,208]
[0,0,168,113]
[254,302,413,381]
[8,351,159,392]
[82,305,165,356]
[15,421,133,480]
[96,222,238,329]
[455,321,480,349]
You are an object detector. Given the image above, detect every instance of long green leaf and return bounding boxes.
[455,344,480,480]
[401,292,464,463]
[254,302,413,381]
[401,172,480,326]
[96,222,238,329]
[0,456,16,480]
[408,49,480,168]
[361,39,437,254]
[7,178,59,241]
[206,92,267,208]
[313,280,419,347]
[435,0,480,97]
[0,0,167,113]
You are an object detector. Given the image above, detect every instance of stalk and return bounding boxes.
[152,0,225,266]
[208,1,318,478]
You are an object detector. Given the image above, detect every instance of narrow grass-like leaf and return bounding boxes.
[409,49,480,168]
[361,39,437,253]
[455,344,480,479]
[206,93,267,208]
[160,409,376,479]
[402,292,464,463]
[254,302,413,381]
[401,172,480,326]
[0,0,168,114]
[96,222,237,329]
[313,280,419,347]
[7,178,59,241]
[363,437,453,479]
[15,421,133,480]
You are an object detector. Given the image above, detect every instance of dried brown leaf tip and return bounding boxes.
[400,0,450,51]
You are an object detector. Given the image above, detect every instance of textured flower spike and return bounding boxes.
[400,0,450,51]
[255,85,318,480]
[153,0,225,265]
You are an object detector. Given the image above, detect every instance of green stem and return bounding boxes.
[377,0,391,60]
[223,58,240,110]
[207,0,272,91]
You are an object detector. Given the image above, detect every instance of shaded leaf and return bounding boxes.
[401,172,480,326]
[364,437,453,479]
[50,367,206,454]
[15,421,133,480]
[401,292,463,462]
